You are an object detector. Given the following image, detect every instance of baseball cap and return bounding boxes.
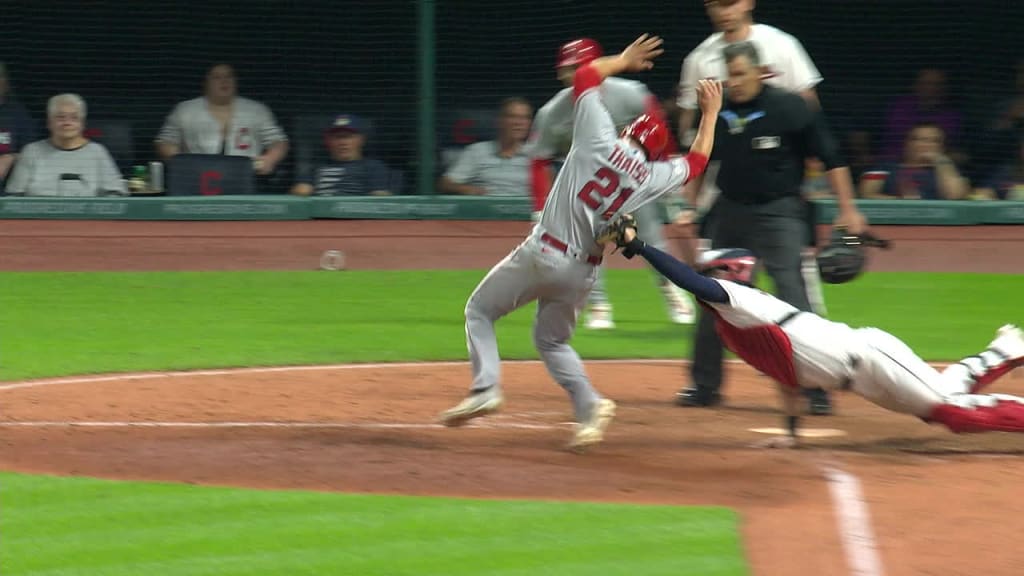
[326,114,367,135]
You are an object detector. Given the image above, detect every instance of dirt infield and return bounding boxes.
[2,219,1023,576]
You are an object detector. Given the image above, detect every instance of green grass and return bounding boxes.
[0,472,746,576]
[1,270,1020,381]
[3,269,1018,574]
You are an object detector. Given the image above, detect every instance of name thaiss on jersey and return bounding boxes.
[608,145,649,185]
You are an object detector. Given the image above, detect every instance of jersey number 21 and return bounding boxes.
[576,167,634,220]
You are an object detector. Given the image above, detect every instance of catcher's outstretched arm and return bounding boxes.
[623,237,728,303]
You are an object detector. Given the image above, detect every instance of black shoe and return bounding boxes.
[675,386,723,407]
[804,388,833,416]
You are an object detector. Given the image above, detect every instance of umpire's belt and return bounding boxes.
[540,233,603,265]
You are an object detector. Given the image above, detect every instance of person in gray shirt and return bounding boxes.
[5,93,125,197]
[439,97,532,196]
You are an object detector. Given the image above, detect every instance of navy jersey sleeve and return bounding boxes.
[634,242,729,303]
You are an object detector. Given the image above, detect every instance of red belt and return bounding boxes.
[540,233,603,265]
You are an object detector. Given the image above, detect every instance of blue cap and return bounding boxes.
[326,114,367,134]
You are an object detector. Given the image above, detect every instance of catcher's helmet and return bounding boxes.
[621,114,668,159]
[697,248,757,284]
[816,229,891,284]
[555,38,603,68]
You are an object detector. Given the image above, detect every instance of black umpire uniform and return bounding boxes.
[679,78,846,415]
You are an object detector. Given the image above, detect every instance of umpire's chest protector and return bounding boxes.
[714,87,808,202]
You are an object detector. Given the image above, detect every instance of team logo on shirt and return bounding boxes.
[720,110,765,134]
[236,127,251,151]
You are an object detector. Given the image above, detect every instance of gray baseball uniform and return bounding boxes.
[465,82,695,421]
[526,78,678,310]
[155,97,288,158]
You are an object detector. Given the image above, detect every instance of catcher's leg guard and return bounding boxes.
[941,325,1024,394]
[928,397,1024,434]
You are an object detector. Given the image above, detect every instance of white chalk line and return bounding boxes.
[0,419,568,431]
[0,358,961,394]
[820,461,885,576]
[0,359,688,392]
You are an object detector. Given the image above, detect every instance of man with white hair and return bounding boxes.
[4,93,125,197]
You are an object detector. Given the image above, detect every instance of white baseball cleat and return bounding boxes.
[990,324,1024,363]
[662,283,696,325]
[568,399,617,452]
[584,304,615,330]
[439,387,504,427]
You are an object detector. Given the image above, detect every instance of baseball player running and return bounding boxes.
[610,220,1024,447]
[439,34,722,451]
[528,38,696,330]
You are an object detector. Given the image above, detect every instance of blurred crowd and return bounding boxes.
[0,55,1021,201]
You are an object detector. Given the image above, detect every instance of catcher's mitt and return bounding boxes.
[817,228,891,284]
[602,213,648,259]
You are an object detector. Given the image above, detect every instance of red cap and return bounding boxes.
[555,38,603,68]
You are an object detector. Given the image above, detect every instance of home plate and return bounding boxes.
[749,427,847,438]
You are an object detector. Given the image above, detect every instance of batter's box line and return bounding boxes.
[0,420,566,431]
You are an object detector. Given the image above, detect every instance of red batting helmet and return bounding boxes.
[621,114,669,159]
[555,38,603,68]
[697,248,758,284]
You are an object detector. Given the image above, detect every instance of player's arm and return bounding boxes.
[571,34,665,154]
[785,35,824,109]
[638,80,722,202]
[675,51,700,146]
[618,226,728,303]
[155,105,184,161]
[581,34,664,88]
[438,144,487,195]
[754,384,802,449]
[803,104,867,234]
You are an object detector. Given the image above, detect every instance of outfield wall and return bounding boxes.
[2,196,1024,225]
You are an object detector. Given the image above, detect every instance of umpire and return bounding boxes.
[677,41,866,415]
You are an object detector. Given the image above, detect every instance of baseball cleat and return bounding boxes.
[662,284,696,325]
[568,399,617,452]
[584,305,615,330]
[675,386,723,407]
[990,324,1024,364]
[439,387,504,427]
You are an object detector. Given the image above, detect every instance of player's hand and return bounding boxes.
[751,435,799,449]
[833,208,867,236]
[622,226,637,243]
[618,34,664,73]
[697,79,723,117]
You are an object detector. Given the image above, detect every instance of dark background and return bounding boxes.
[4,0,1018,190]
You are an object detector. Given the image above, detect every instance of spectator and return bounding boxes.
[974,136,1024,201]
[439,97,532,196]
[155,63,288,176]
[844,129,876,184]
[980,58,1024,172]
[881,68,963,162]
[0,62,37,184]
[860,122,968,200]
[5,94,125,197]
[290,114,393,196]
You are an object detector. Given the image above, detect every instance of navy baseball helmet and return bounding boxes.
[697,248,757,284]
